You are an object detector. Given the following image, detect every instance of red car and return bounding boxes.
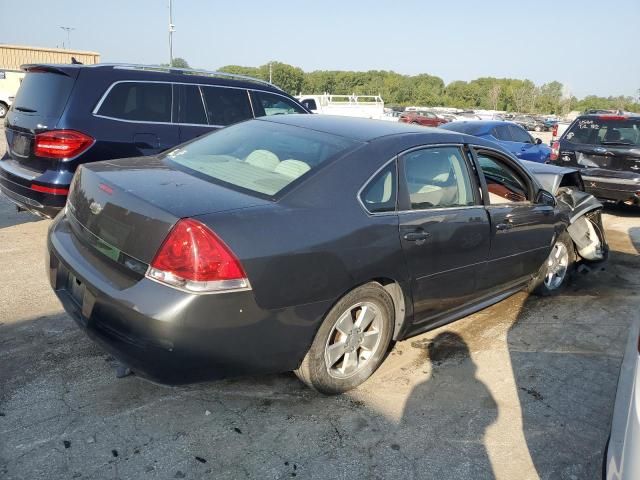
[399,111,449,127]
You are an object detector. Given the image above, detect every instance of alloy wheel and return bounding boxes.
[324,301,383,379]
[544,241,569,290]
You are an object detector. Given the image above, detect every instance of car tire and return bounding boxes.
[294,282,394,394]
[0,102,8,118]
[529,231,575,296]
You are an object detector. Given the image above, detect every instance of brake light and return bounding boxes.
[552,124,558,138]
[597,115,627,120]
[550,141,560,161]
[30,184,69,195]
[147,219,249,293]
[34,130,94,159]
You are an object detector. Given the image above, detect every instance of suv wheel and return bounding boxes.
[294,283,394,394]
[0,102,8,118]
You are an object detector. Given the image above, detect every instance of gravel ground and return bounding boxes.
[0,125,639,480]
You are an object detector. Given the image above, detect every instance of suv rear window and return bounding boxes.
[165,120,359,197]
[564,117,640,146]
[12,72,75,118]
[97,82,173,122]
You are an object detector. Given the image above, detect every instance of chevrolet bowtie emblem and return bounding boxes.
[89,201,103,215]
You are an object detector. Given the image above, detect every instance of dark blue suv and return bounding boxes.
[0,64,309,217]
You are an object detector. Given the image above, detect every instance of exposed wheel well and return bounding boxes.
[371,277,407,339]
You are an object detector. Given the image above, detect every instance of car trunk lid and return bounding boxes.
[66,155,270,265]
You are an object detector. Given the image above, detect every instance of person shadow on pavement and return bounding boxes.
[397,332,498,480]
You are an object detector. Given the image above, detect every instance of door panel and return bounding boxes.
[397,145,490,327]
[473,150,556,293]
[400,207,490,323]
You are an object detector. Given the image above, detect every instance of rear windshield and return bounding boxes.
[12,72,75,118]
[165,120,359,197]
[564,117,640,146]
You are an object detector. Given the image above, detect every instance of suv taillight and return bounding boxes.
[147,219,249,293]
[550,141,560,161]
[34,130,94,159]
[552,124,558,138]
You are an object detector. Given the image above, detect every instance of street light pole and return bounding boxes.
[168,0,175,66]
[59,26,75,49]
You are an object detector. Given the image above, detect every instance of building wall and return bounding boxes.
[0,44,100,70]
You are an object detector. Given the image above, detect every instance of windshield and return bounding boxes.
[564,117,640,146]
[165,120,359,197]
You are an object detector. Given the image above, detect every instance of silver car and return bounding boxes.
[605,318,640,480]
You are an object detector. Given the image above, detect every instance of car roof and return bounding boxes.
[21,63,285,93]
[259,114,457,141]
[440,120,500,134]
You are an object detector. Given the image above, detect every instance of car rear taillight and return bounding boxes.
[552,124,558,138]
[550,141,560,161]
[30,184,69,195]
[34,130,94,159]
[147,219,250,293]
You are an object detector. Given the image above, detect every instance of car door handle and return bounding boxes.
[403,231,432,243]
[496,223,513,231]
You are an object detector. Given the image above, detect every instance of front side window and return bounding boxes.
[97,82,172,122]
[508,125,533,143]
[165,120,359,197]
[402,147,474,210]
[477,154,529,204]
[360,163,396,213]
[252,91,306,117]
[493,125,512,141]
[200,86,253,126]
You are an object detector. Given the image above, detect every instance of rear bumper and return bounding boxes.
[0,157,71,217]
[46,214,328,384]
[580,169,640,204]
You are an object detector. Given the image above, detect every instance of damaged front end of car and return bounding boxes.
[522,159,609,263]
[556,187,608,263]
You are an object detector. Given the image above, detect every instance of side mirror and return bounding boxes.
[536,189,556,206]
[535,138,542,145]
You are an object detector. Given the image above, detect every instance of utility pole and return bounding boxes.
[269,62,273,83]
[59,26,75,49]
[168,0,175,66]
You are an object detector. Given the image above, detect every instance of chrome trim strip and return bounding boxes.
[582,175,640,186]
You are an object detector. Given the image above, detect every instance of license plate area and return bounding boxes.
[66,272,85,307]
[10,133,32,158]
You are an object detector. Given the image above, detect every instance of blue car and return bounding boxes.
[440,120,551,163]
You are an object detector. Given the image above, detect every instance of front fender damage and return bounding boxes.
[557,187,609,262]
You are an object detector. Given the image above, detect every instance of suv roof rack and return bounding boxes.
[96,64,282,91]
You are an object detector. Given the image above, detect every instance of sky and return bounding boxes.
[2,0,639,99]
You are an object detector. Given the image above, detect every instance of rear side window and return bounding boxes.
[97,82,172,122]
[564,117,640,146]
[12,72,75,118]
[165,120,358,197]
[492,125,512,141]
[252,91,307,117]
[176,84,207,125]
[360,163,397,213]
[201,86,253,126]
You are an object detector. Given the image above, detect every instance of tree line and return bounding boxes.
[216,61,640,115]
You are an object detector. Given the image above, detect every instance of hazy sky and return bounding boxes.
[3,0,639,99]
